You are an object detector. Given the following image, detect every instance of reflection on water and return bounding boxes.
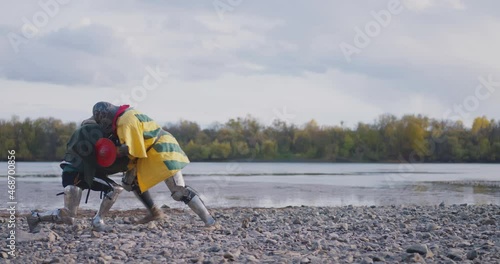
[413,185,429,192]
[473,185,493,194]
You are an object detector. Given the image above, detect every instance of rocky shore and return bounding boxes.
[1,204,499,263]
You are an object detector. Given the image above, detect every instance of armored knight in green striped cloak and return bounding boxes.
[27,118,130,232]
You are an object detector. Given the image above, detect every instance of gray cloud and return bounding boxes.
[1,24,144,86]
[1,0,499,124]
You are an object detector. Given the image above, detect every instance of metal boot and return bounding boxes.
[27,208,73,233]
[134,189,165,224]
[26,185,81,233]
[92,186,123,231]
[187,194,216,227]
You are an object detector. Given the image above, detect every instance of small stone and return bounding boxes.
[483,240,495,247]
[224,250,240,261]
[208,246,220,252]
[115,250,127,258]
[242,218,250,228]
[293,219,302,225]
[447,250,463,261]
[161,204,170,208]
[1,252,8,259]
[329,232,340,240]
[147,221,157,229]
[339,223,348,231]
[457,241,471,248]
[406,244,432,257]
[48,231,60,242]
[246,255,258,262]
[52,257,64,263]
[266,239,278,245]
[360,257,373,264]
[421,233,431,239]
[91,231,102,238]
[480,218,496,226]
[466,249,478,260]
[190,255,204,263]
[439,201,445,208]
[310,240,322,251]
[300,257,310,263]
[402,253,425,263]
[99,252,111,259]
[72,224,84,232]
[426,223,439,231]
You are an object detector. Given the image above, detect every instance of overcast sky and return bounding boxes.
[0,0,498,128]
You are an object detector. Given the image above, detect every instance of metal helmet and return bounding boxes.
[92,102,119,134]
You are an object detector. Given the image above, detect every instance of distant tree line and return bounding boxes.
[1,114,499,162]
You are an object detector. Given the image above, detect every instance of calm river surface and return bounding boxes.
[0,162,498,212]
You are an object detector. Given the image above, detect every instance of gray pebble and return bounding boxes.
[300,257,310,263]
[447,250,463,261]
[466,249,478,260]
[406,244,428,255]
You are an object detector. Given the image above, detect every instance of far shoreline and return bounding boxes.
[2,159,500,164]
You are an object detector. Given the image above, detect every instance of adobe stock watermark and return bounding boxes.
[201,163,240,207]
[7,0,72,53]
[111,65,168,107]
[265,106,297,127]
[339,0,404,63]
[213,0,243,21]
[384,74,499,189]
[443,74,498,122]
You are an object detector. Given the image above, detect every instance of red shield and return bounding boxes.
[95,138,117,167]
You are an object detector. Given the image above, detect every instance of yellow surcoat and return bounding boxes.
[116,109,190,192]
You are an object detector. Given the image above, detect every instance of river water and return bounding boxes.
[0,162,498,212]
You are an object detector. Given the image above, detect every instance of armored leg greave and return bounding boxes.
[64,185,82,217]
[92,185,123,231]
[165,171,216,226]
[186,193,216,226]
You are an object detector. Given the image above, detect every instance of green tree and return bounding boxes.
[261,140,278,159]
[339,133,354,159]
[184,140,210,160]
[209,140,231,160]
